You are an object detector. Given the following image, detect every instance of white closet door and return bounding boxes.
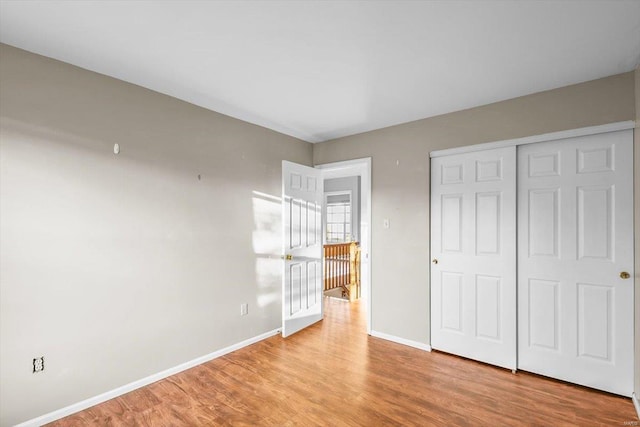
[431,147,516,369]
[517,130,634,396]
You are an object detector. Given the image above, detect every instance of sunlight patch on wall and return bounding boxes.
[252,190,282,308]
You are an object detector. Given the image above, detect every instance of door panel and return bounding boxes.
[517,129,634,396]
[431,146,517,369]
[282,161,323,337]
[577,283,612,361]
[441,194,463,252]
[441,272,463,332]
[476,192,500,254]
[528,189,559,257]
[475,275,500,340]
[577,186,612,260]
[288,263,302,315]
[528,279,559,351]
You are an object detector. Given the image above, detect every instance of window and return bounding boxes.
[326,193,352,243]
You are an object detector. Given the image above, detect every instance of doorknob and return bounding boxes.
[620,271,630,279]
[282,254,293,261]
[432,259,438,264]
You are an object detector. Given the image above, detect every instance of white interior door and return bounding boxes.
[517,130,634,396]
[430,147,516,369]
[282,161,323,338]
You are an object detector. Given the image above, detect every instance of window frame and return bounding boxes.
[324,190,353,243]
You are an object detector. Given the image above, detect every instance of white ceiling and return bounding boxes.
[1,1,639,143]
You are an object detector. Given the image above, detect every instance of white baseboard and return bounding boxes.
[369,330,432,352]
[633,392,640,421]
[16,328,281,427]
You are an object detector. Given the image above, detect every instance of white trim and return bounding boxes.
[315,157,373,334]
[16,329,281,427]
[430,120,635,158]
[370,330,432,352]
[315,157,371,171]
[633,393,640,421]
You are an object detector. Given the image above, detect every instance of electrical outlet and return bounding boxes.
[240,303,249,316]
[33,356,44,373]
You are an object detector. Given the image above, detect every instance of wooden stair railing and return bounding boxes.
[324,242,361,301]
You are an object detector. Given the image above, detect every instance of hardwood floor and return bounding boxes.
[50,297,637,426]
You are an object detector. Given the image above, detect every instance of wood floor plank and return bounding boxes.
[48,297,637,426]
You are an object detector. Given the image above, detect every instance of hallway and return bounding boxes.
[50,297,636,426]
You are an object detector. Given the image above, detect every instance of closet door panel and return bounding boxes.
[517,130,633,397]
[431,147,516,370]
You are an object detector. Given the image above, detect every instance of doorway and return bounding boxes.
[316,158,372,334]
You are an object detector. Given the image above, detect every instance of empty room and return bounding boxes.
[1,1,640,426]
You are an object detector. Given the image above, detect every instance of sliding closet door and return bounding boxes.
[431,147,516,370]
[518,130,634,396]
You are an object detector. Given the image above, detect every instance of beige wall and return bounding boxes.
[635,66,640,399]
[0,44,312,426]
[313,72,635,345]
[1,40,638,425]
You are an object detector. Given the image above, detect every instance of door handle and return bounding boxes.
[282,254,293,261]
[432,259,438,264]
[620,271,630,279]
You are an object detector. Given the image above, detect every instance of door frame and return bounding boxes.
[315,157,372,334]
[430,121,634,159]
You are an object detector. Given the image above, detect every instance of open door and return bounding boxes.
[282,161,323,337]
